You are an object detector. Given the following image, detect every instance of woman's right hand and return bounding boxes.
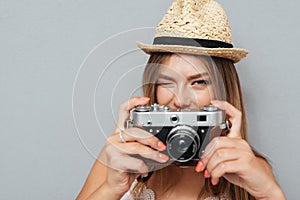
[96,97,169,199]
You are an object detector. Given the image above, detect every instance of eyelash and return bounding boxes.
[191,80,209,86]
[156,80,210,88]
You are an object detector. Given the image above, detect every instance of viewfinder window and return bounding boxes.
[197,115,207,122]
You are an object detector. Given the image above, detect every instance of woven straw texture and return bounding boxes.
[137,0,248,63]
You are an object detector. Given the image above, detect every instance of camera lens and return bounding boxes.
[178,139,187,152]
[173,137,189,154]
[166,125,200,162]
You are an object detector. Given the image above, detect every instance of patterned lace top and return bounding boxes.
[120,181,230,200]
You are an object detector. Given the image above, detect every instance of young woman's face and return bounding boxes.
[156,54,212,109]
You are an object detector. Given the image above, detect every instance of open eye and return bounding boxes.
[192,80,207,85]
[191,79,210,89]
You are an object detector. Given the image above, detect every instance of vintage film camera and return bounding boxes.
[127,104,229,166]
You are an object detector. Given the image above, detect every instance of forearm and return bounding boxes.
[76,160,108,200]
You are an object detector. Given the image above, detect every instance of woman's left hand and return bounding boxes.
[195,100,285,199]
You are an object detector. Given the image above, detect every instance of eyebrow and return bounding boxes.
[187,72,209,81]
[157,72,209,82]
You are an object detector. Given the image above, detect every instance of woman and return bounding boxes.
[77,0,285,199]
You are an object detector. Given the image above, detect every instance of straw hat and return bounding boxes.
[137,0,248,63]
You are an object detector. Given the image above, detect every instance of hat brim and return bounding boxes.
[136,41,248,63]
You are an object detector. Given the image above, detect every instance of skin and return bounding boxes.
[77,54,285,200]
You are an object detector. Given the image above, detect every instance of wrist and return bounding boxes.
[256,184,286,200]
[254,158,286,200]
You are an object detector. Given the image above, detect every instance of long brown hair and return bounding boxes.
[133,52,262,199]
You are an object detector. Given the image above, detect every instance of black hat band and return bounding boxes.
[153,36,233,48]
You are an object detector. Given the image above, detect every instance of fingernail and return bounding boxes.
[158,141,166,150]
[141,173,148,178]
[204,170,210,178]
[159,153,169,161]
[211,178,219,186]
[195,161,204,172]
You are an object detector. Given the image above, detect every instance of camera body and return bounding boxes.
[128,104,228,166]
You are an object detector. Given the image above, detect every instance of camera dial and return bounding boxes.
[135,105,151,112]
[203,105,218,112]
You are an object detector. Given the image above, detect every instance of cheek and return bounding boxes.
[195,87,213,107]
[156,87,174,105]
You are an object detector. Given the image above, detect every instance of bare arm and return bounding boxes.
[76,97,168,200]
[76,160,107,200]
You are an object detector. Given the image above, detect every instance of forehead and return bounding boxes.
[159,54,210,76]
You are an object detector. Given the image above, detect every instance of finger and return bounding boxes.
[116,127,166,151]
[211,100,242,138]
[115,96,150,132]
[196,137,237,172]
[196,137,251,172]
[110,154,150,173]
[209,160,241,186]
[205,148,241,175]
[118,142,169,163]
[201,136,245,162]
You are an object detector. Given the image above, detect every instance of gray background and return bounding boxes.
[1,0,299,199]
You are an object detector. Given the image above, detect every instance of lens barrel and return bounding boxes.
[166,125,200,162]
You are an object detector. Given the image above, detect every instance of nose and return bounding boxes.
[173,85,195,109]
